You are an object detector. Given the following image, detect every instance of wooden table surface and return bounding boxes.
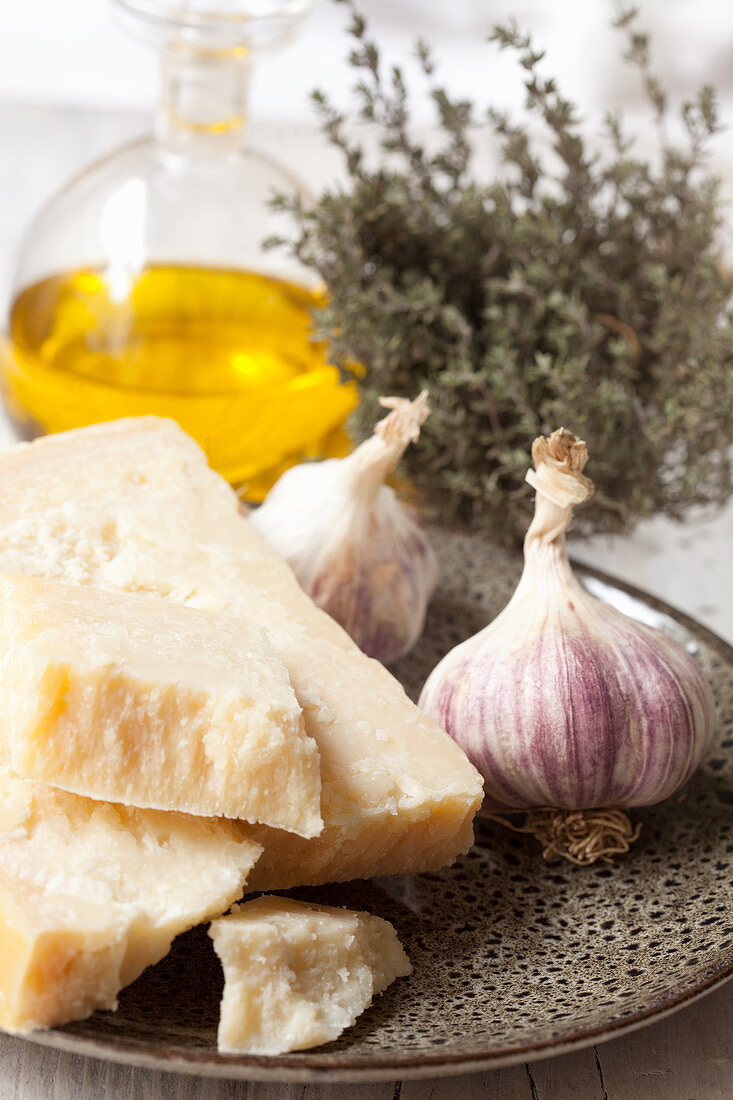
[0,103,730,1100]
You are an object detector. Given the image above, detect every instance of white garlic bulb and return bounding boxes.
[250,393,438,665]
[419,428,716,862]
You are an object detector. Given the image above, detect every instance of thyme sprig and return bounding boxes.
[268,2,732,543]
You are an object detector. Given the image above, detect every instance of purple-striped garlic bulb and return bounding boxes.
[419,428,716,864]
[250,392,438,665]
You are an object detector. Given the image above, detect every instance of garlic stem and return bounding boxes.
[524,428,594,549]
[345,391,431,495]
[493,428,595,642]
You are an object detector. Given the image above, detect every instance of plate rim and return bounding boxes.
[23,561,733,1082]
[25,968,733,1082]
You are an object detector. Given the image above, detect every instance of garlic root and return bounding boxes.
[484,809,642,866]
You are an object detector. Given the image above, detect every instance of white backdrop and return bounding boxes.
[0,0,732,128]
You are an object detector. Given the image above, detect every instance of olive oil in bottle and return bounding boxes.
[3,264,357,495]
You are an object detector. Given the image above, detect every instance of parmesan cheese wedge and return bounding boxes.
[0,417,484,888]
[0,573,322,837]
[0,766,261,1034]
[209,896,411,1054]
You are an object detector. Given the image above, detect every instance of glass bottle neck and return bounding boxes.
[156,45,251,152]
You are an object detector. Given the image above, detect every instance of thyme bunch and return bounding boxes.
[269,2,733,543]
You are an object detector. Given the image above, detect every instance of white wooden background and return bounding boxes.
[0,103,730,1100]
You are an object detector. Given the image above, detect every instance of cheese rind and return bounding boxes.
[0,574,322,837]
[0,418,484,887]
[0,767,262,1034]
[209,896,411,1054]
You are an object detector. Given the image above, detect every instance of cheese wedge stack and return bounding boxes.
[0,417,484,889]
[0,767,261,1035]
[209,897,411,1054]
[0,573,322,836]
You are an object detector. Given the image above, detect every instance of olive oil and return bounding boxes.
[2,264,357,496]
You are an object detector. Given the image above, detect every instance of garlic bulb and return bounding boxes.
[419,428,716,864]
[250,393,438,665]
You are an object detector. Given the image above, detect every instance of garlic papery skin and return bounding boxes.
[250,393,438,665]
[419,428,716,844]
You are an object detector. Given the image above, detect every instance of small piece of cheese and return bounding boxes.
[0,767,262,1034]
[209,896,411,1054]
[0,574,321,837]
[0,418,484,888]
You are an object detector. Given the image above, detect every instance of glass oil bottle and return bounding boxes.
[2,0,356,495]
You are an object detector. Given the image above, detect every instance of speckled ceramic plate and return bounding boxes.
[28,530,733,1082]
